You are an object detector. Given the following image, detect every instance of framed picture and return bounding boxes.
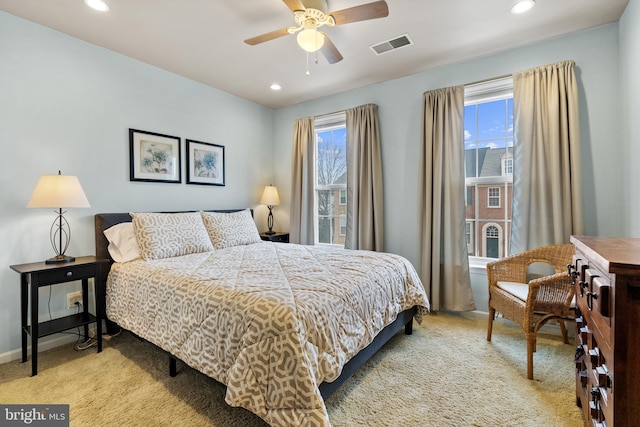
[129,129,181,183]
[186,139,225,186]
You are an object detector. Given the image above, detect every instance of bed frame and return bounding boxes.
[94,210,416,400]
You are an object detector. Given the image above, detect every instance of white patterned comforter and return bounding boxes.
[106,242,429,426]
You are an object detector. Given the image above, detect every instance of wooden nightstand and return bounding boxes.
[10,256,110,376]
[260,232,289,243]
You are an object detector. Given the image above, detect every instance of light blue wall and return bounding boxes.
[273,23,623,310]
[0,12,275,357]
[619,0,640,237]
[275,23,623,259]
[1,6,635,358]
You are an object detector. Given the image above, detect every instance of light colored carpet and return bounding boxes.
[0,312,583,426]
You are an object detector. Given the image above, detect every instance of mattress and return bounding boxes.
[106,241,429,426]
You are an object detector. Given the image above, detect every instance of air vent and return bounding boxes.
[370,34,413,55]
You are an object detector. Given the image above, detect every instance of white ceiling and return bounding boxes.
[0,0,629,109]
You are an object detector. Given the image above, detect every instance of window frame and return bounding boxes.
[487,186,501,208]
[339,189,347,205]
[313,112,347,247]
[464,76,514,267]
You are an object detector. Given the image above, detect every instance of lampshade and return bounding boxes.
[260,185,280,206]
[27,173,90,209]
[297,28,325,53]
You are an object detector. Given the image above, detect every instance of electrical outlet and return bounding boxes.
[67,291,83,309]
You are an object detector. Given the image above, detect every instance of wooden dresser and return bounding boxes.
[570,236,640,427]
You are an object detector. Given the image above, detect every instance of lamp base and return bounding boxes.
[45,254,76,264]
[264,231,276,235]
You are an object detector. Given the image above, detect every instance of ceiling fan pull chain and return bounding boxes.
[306,51,310,76]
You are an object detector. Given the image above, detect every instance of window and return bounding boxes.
[340,215,347,236]
[314,112,347,246]
[488,187,501,208]
[466,221,474,252]
[464,77,513,259]
[339,189,347,205]
[502,157,513,176]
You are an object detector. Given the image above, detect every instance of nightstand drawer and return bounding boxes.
[35,264,96,285]
[260,232,289,243]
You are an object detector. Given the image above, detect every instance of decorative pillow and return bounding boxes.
[103,222,142,263]
[200,209,262,249]
[131,212,214,260]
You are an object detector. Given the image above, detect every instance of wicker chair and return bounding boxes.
[486,243,576,380]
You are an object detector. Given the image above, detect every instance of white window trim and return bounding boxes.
[466,221,474,253]
[339,215,346,236]
[488,186,501,208]
[469,256,494,274]
[502,157,513,176]
[464,76,514,261]
[313,111,347,247]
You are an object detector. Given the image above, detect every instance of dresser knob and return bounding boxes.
[66,271,73,277]
[579,280,588,297]
[568,263,576,284]
[587,291,598,311]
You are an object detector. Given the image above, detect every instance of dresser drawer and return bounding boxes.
[590,276,611,320]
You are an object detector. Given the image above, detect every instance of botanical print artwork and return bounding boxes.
[140,140,174,174]
[193,148,219,178]
[186,139,224,186]
[129,128,181,183]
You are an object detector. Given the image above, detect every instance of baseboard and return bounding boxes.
[0,326,98,365]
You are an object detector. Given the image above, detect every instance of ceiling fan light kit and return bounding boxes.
[297,29,325,52]
[245,0,389,64]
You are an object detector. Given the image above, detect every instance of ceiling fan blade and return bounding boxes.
[329,0,389,26]
[320,33,343,64]
[244,28,291,46]
[283,0,306,12]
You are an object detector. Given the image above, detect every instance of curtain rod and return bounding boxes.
[312,76,511,119]
[465,73,512,87]
[314,109,346,119]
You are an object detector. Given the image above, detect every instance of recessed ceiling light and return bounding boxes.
[84,0,110,12]
[511,0,535,14]
[270,83,282,91]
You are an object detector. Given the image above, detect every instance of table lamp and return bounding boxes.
[260,185,280,235]
[27,171,91,264]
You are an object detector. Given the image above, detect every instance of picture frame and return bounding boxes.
[186,139,225,186]
[129,129,181,183]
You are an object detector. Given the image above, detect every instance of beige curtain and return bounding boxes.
[345,104,384,251]
[419,86,475,312]
[510,60,583,254]
[289,116,315,245]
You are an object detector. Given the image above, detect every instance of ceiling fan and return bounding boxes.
[244,0,389,64]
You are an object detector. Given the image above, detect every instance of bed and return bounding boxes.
[94,209,429,426]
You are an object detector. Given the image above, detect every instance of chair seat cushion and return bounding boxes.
[496,281,576,308]
[497,281,528,301]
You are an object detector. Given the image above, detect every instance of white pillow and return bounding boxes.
[103,222,141,263]
[200,209,262,249]
[131,212,214,260]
